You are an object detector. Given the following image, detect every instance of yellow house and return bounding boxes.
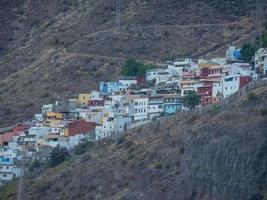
[46,112,63,127]
[78,93,90,107]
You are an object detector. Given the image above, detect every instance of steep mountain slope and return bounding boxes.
[1,84,267,200]
[0,0,264,127]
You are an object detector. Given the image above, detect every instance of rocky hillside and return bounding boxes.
[0,0,264,127]
[1,83,267,200]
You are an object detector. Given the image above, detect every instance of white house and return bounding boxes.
[95,116,131,140]
[255,48,267,79]
[146,68,165,81]
[41,104,53,115]
[155,70,173,85]
[28,126,50,139]
[229,63,257,79]
[133,97,149,121]
[90,90,102,100]
[0,157,23,185]
[167,59,195,76]
[148,95,164,119]
[222,75,240,98]
[119,79,137,87]
[180,80,202,96]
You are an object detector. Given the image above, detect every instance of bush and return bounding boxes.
[121,59,154,77]
[260,109,267,116]
[29,160,41,172]
[49,145,69,167]
[74,141,93,155]
[247,92,257,101]
[154,162,163,169]
[183,91,200,109]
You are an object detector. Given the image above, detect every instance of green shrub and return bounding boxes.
[49,145,69,167]
[29,160,41,172]
[260,109,267,116]
[154,162,162,169]
[247,92,257,101]
[179,147,185,155]
[121,58,154,77]
[127,153,135,160]
[74,141,93,155]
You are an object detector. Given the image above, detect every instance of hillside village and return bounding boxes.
[0,46,266,186]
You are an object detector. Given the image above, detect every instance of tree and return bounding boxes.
[121,59,154,77]
[241,43,255,63]
[49,145,69,167]
[183,91,200,109]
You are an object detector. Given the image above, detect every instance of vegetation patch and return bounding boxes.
[153,162,163,169]
[247,92,257,101]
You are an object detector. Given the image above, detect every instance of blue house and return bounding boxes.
[163,95,183,115]
[100,82,121,94]
[0,157,13,165]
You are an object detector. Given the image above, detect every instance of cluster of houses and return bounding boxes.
[0,46,266,186]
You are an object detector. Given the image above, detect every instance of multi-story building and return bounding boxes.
[95,116,131,140]
[100,82,121,94]
[222,75,240,98]
[148,95,164,119]
[133,97,149,121]
[163,94,183,115]
[78,93,90,107]
[0,157,23,186]
[255,48,267,79]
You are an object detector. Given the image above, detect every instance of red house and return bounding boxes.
[239,76,252,88]
[136,76,146,86]
[89,100,104,107]
[65,120,96,136]
[200,68,209,79]
[197,85,213,106]
[0,124,29,146]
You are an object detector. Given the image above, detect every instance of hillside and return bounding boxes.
[0,0,264,127]
[1,83,267,200]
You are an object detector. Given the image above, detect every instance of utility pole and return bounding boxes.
[115,0,121,31]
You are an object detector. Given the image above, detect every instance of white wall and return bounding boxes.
[134,98,148,121]
[223,76,240,98]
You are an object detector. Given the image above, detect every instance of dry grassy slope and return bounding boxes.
[0,0,262,127]
[0,85,267,200]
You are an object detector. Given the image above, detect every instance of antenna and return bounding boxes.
[115,0,121,31]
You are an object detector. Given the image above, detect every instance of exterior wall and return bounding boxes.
[197,86,212,106]
[148,103,163,119]
[89,100,104,107]
[100,82,121,94]
[119,80,137,87]
[239,76,252,88]
[255,48,267,78]
[65,121,96,137]
[223,76,240,98]
[163,96,183,115]
[200,68,209,79]
[28,127,50,138]
[156,72,173,85]
[212,82,223,98]
[42,104,53,114]
[146,69,162,81]
[78,94,90,107]
[90,90,102,100]
[134,98,149,121]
